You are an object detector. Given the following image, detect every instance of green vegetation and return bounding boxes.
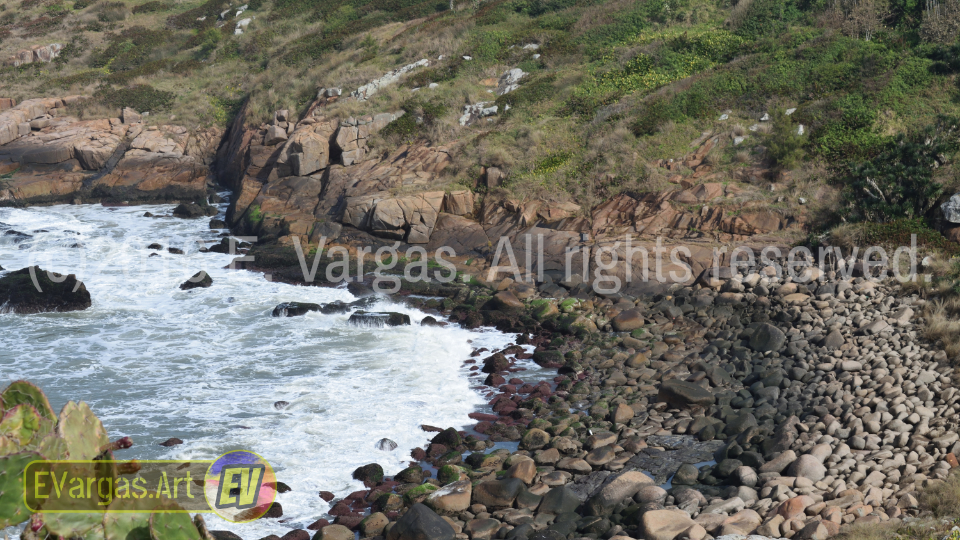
[0,0,957,221]
[840,119,959,223]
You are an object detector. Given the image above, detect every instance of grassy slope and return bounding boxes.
[0,0,958,229]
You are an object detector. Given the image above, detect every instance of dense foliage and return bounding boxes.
[840,117,960,223]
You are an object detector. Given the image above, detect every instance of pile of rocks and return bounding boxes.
[239,254,958,540]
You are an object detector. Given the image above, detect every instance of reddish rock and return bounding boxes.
[307,519,330,530]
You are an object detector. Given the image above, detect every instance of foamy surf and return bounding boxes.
[0,203,517,539]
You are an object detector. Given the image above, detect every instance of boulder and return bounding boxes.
[641,510,695,540]
[426,480,472,514]
[173,202,217,218]
[320,525,355,540]
[537,487,580,514]
[180,271,213,290]
[719,509,761,536]
[658,379,715,408]
[386,503,455,540]
[348,311,412,327]
[360,513,388,538]
[943,193,960,223]
[787,454,827,482]
[586,471,655,515]
[464,519,500,540]
[273,302,321,317]
[472,478,525,508]
[611,403,635,424]
[611,309,644,332]
[0,266,91,314]
[521,428,550,450]
[749,323,786,352]
[375,438,398,451]
[352,463,384,486]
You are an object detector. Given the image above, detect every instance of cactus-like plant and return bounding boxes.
[149,509,203,540]
[1,381,56,421]
[57,400,110,461]
[0,404,43,446]
[103,496,171,540]
[0,452,41,528]
[0,381,142,538]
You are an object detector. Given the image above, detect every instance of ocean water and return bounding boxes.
[0,203,518,538]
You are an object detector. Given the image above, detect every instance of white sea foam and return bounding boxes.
[0,203,520,538]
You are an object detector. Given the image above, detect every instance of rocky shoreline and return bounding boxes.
[212,246,957,540]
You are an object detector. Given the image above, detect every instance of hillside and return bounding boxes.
[1,0,960,276]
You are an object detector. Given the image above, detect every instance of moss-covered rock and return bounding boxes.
[402,483,438,505]
[436,464,461,485]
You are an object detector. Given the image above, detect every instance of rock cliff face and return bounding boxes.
[0,87,805,292]
[0,96,221,206]
[208,89,804,290]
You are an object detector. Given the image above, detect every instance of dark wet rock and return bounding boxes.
[147,243,162,250]
[307,519,329,531]
[210,219,227,229]
[623,436,725,485]
[385,503,454,540]
[211,532,244,540]
[421,316,442,326]
[173,202,218,218]
[431,428,462,447]
[319,491,336,502]
[274,481,292,493]
[273,302,321,317]
[482,353,509,373]
[657,379,715,408]
[0,266,92,314]
[3,230,32,244]
[274,401,290,409]
[348,311,411,327]
[180,271,213,290]
[395,465,424,484]
[168,247,184,255]
[347,282,377,297]
[748,323,786,352]
[472,478,525,508]
[159,437,183,447]
[353,463,385,486]
[538,487,581,514]
[280,531,309,540]
[263,502,283,518]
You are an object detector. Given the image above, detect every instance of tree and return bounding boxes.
[840,117,959,223]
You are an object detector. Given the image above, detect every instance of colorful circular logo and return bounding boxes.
[204,450,277,523]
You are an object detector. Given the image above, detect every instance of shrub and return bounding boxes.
[496,73,557,108]
[766,110,805,169]
[132,1,166,14]
[94,84,176,112]
[631,96,679,136]
[840,117,959,223]
[380,98,447,142]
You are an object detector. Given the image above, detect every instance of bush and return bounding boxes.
[766,110,805,169]
[496,73,557,108]
[380,98,447,142]
[840,117,959,223]
[94,84,176,112]
[132,1,166,14]
[631,97,679,136]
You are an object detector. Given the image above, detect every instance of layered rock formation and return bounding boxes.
[3,43,61,67]
[0,97,221,205]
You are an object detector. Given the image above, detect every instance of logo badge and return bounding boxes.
[204,451,276,522]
